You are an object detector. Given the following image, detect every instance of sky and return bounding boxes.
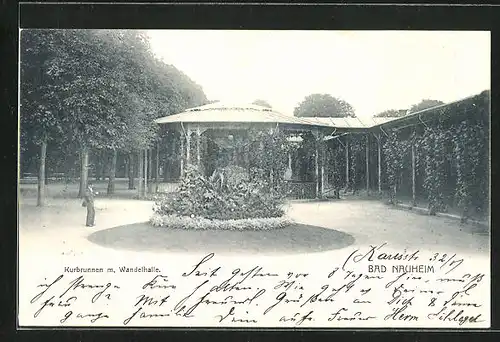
[147,30,490,118]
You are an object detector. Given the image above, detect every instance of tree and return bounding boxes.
[408,99,445,114]
[293,94,356,118]
[53,30,135,197]
[252,99,272,108]
[20,29,209,202]
[374,109,407,118]
[20,30,69,206]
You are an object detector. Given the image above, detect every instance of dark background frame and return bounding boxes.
[2,1,499,341]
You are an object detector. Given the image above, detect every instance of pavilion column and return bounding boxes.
[411,137,417,207]
[377,134,382,193]
[204,132,209,176]
[345,135,350,190]
[186,125,191,166]
[284,151,292,180]
[180,132,185,177]
[365,134,370,192]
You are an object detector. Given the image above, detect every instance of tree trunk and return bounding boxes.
[78,146,89,198]
[163,159,169,182]
[107,149,117,195]
[138,150,144,198]
[95,150,101,181]
[128,153,135,190]
[144,149,148,194]
[124,157,129,182]
[148,148,153,181]
[147,148,152,193]
[37,139,47,207]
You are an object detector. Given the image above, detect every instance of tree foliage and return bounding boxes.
[20,29,207,171]
[20,30,68,146]
[293,94,356,118]
[20,29,208,202]
[252,99,272,108]
[408,99,445,114]
[374,109,407,118]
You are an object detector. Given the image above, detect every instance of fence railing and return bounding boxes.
[155,180,318,199]
[283,181,317,200]
[156,182,180,194]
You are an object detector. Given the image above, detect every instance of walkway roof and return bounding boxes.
[155,91,488,131]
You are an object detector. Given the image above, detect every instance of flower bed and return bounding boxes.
[151,164,289,230]
[153,165,286,219]
[150,213,291,231]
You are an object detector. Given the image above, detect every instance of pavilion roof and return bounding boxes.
[155,102,329,128]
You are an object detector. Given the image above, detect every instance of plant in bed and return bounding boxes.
[151,164,290,230]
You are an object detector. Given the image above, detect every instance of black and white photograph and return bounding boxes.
[18,29,490,328]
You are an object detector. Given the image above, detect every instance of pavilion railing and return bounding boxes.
[156,180,318,199]
[156,182,180,193]
[283,181,317,200]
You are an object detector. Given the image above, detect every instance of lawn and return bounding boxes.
[87,222,355,255]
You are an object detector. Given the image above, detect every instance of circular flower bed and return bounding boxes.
[150,213,291,231]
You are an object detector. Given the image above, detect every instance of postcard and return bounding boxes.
[18,29,490,328]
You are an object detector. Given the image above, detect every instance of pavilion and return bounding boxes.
[153,91,489,203]
[154,101,392,198]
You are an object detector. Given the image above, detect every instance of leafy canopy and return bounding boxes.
[374,109,407,118]
[294,94,356,118]
[252,99,272,108]
[408,99,445,114]
[20,29,207,152]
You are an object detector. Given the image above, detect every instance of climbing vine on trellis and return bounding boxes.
[346,135,366,192]
[451,120,488,221]
[327,142,345,191]
[418,126,450,214]
[247,128,290,188]
[383,131,410,204]
[381,110,488,220]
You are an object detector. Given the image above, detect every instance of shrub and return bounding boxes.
[153,164,286,221]
[150,214,291,231]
